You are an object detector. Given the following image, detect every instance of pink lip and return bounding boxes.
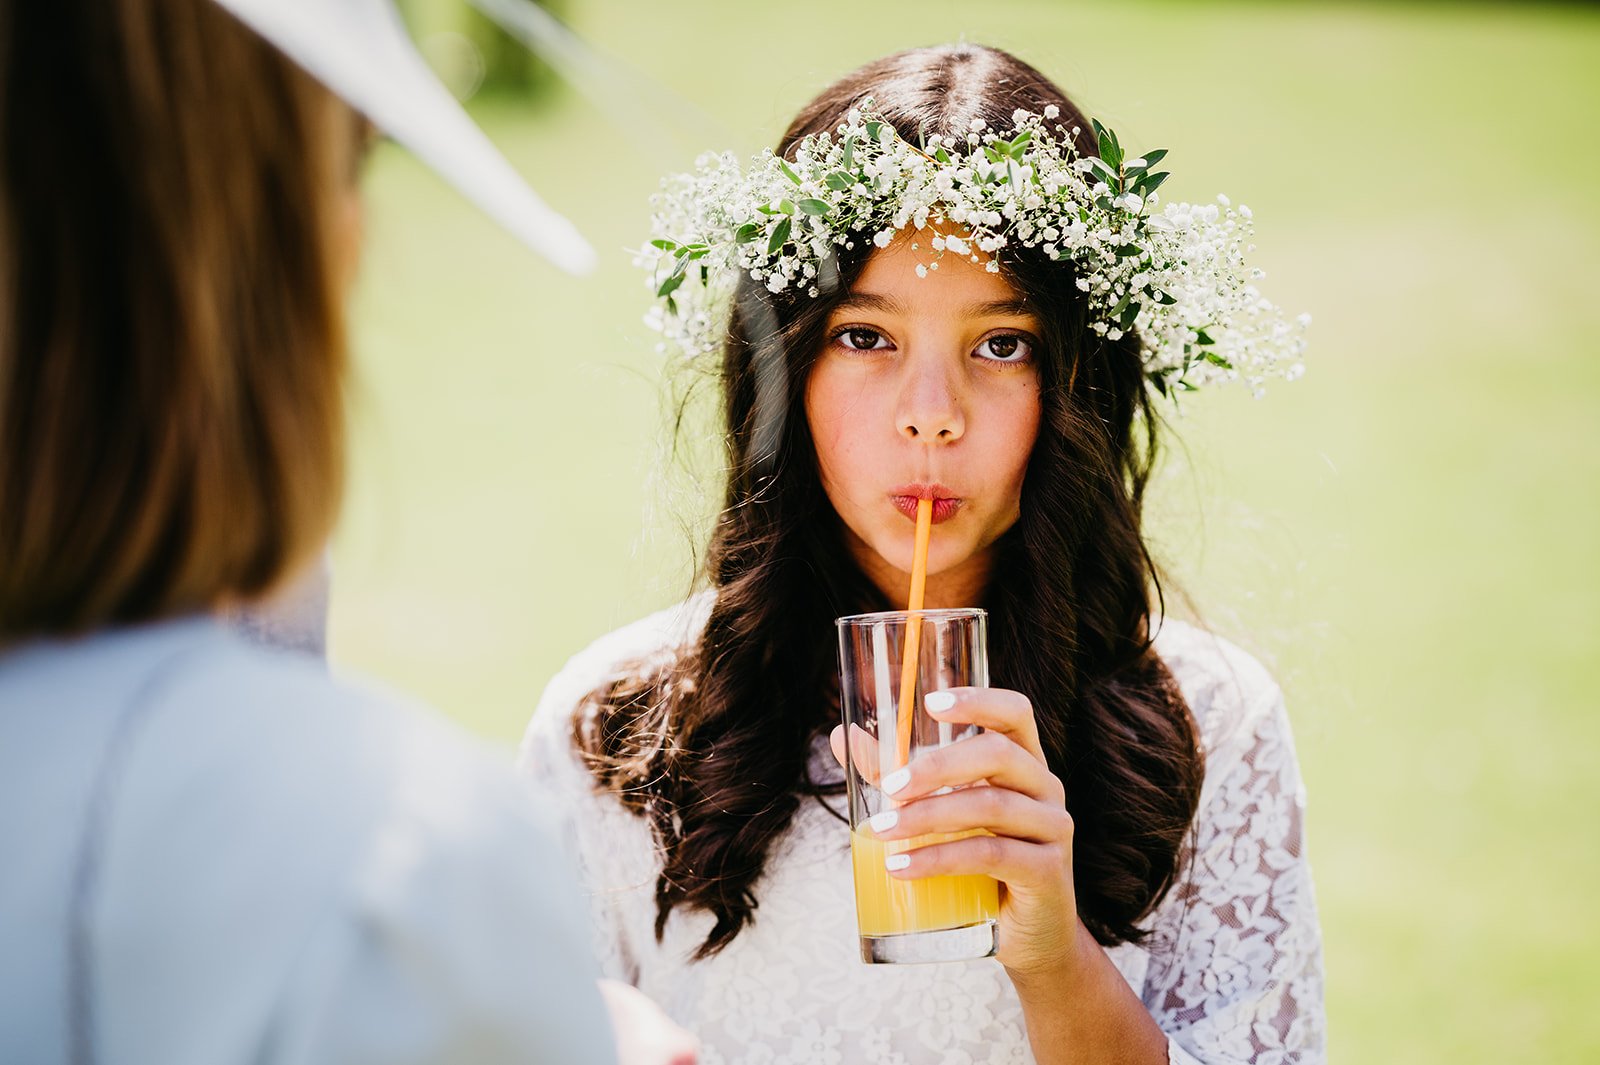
[889,484,964,524]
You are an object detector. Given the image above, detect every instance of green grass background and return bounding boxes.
[333,2,1600,1061]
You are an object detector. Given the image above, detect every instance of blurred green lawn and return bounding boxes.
[334,2,1600,1061]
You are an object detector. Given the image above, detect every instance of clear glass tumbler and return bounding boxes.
[836,607,1000,964]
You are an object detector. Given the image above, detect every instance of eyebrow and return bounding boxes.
[832,292,1037,320]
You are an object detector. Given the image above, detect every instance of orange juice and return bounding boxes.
[850,826,1000,936]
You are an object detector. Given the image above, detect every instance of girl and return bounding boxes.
[522,43,1323,1065]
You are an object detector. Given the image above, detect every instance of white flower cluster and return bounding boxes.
[638,102,1308,396]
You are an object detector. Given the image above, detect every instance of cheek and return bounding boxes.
[805,367,873,492]
[997,386,1043,499]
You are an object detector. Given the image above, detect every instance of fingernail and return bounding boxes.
[869,810,899,834]
[881,768,911,795]
[925,691,956,713]
[885,853,911,872]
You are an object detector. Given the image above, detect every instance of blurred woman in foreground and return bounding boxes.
[0,1,689,1062]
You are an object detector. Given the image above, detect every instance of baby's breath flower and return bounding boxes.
[638,100,1309,396]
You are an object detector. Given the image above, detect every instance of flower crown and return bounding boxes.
[639,101,1308,396]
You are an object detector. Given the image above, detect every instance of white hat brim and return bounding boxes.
[212,0,596,274]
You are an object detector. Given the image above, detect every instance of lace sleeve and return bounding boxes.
[516,601,714,989]
[516,690,647,987]
[1141,686,1326,1065]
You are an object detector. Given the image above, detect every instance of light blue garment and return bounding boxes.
[225,555,332,658]
[0,615,616,1065]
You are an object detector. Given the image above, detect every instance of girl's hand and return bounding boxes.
[829,687,1081,980]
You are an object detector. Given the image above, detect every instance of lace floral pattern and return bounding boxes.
[518,603,1325,1064]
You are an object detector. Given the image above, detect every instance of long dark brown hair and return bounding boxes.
[577,44,1203,960]
[0,0,366,642]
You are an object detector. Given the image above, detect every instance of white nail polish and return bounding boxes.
[869,810,899,833]
[925,691,956,713]
[881,768,911,795]
[885,853,911,872]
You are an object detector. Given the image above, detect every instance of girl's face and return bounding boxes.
[805,231,1043,607]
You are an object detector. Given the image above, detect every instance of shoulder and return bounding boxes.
[518,593,712,768]
[15,621,610,1061]
[109,621,569,884]
[147,623,502,801]
[1151,617,1285,765]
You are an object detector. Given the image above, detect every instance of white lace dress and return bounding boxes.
[518,599,1325,1065]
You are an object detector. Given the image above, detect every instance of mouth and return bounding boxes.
[889,485,964,524]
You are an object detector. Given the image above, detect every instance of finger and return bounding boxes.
[924,686,1044,762]
[867,785,1071,846]
[881,730,1064,806]
[886,831,1068,888]
[839,722,882,785]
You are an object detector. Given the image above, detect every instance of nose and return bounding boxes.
[896,351,965,443]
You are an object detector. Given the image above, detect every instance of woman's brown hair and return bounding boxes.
[578,44,1204,959]
[0,0,366,640]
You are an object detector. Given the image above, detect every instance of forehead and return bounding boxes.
[844,228,1027,313]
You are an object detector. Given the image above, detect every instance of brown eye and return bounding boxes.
[838,328,889,350]
[976,333,1033,362]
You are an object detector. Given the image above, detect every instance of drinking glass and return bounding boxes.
[836,607,999,964]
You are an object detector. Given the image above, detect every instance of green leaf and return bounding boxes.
[1194,328,1216,346]
[650,238,678,251]
[735,222,761,244]
[797,198,831,216]
[673,244,691,258]
[1153,290,1177,306]
[1092,119,1122,170]
[933,146,951,164]
[767,217,792,256]
[825,172,854,192]
[665,294,678,316]
[776,199,796,216]
[1139,148,1168,168]
[865,119,882,141]
[657,272,686,297]
[1085,157,1120,186]
[1136,171,1170,196]
[1202,350,1233,369]
[1119,300,1141,329]
[1009,130,1032,155]
[841,139,855,169]
[778,159,802,185]
[756,203,780,215]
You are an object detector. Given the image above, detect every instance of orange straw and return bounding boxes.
[894,497,934,766]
